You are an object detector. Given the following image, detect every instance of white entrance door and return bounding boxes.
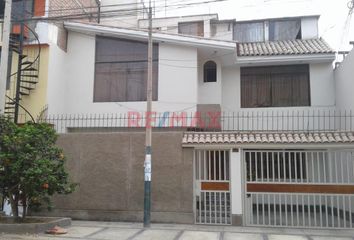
[243,149,354,228]
[194,149,232,225]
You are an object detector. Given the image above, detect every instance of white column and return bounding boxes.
[231,149,243,215]
[0,0,13,114]
[204,20,211,38]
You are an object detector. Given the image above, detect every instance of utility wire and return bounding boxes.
[14,0,222,16]
[16,0,228,23]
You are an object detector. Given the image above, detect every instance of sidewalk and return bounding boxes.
[1,220,354,240]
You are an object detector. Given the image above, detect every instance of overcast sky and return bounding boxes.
[153,0,354,51]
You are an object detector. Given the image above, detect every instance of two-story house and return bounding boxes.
[3,0,354,230]
[33,9,354,229]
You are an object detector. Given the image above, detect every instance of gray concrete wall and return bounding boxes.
[37,132,194,224]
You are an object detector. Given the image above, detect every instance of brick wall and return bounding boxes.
[49,0,99,23]
[48,0,98,51]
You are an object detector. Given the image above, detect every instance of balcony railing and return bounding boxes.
[35,109,354,134]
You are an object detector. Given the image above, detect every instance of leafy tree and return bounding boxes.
[0,117,76,219]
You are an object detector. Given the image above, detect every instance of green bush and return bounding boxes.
[0,117,76,219]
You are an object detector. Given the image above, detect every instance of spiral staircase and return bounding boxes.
[4,23,41,123]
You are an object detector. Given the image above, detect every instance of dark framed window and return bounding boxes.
[241,65,310,108]
[94,36,158,102]
[178,21,204,37]
[0,1,4,17]
[269,19,301,41]
[203,61,217,82]
[11,0,33,19]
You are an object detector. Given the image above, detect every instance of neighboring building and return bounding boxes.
[0,0,99,122]
[138,14,319,41]
[98,0,145,28]
[138,13,220,38]
[335,43,354,110]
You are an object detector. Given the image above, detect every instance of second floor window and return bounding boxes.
[241,65,310,108]
[1,0,45,19]
[233,18,302,42]
[178,21,204,37]
[94,36,158,102]
[233,21,264,42]
[269,19,301,41]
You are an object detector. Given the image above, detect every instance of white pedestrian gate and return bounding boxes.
[194,149,231,225]
[243,149,354,228]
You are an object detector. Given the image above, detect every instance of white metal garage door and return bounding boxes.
[244,149,354,228]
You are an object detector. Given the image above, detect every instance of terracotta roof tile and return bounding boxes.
[237,38,334,57]
[182,132,354,145]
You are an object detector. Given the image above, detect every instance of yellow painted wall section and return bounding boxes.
[6,45,49,122]
[19,45,49,121]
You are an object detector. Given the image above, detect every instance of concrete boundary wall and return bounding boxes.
[38,132,194,224]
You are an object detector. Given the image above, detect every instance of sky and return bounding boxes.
[153,0,354,51]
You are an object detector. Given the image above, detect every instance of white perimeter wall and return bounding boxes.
[335,49,354,110]
[47,31,198,115]
[221,62,335,112]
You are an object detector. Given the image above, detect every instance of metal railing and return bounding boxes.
[38,109,354,133]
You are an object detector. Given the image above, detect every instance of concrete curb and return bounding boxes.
[0,216,71,234]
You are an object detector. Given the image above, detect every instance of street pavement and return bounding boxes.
[1,220,354,240]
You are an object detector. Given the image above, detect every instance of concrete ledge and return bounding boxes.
[0,217,71,234]
[36,209,194,224]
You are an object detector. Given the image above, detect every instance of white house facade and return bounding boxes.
[38,14,354,229]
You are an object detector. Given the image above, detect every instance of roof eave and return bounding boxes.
[236,53,336,65]
[182,143,354,149]
[64,22,236,51]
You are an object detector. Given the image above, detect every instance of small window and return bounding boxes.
[0,1,5,17]
[12,0,33,19]
[178,21,204,37]
[203,61,217,83]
